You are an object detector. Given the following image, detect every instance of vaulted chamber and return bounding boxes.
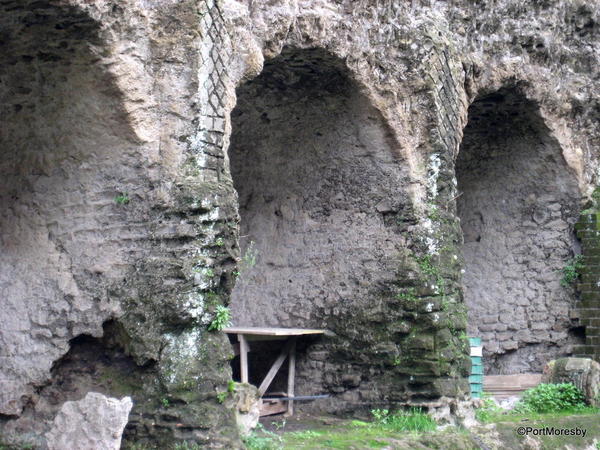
[456,87,583,374]
[228,48,414,409]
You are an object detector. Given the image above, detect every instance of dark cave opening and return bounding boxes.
[456,87,583,375]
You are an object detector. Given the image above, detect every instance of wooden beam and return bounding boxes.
[285,338,296,417]
[238,334,249,383]
[258,338,296,396]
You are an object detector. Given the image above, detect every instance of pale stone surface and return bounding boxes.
[233,383,261,436]
[45,392,133,450]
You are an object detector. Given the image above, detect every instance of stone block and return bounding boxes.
[46,393,132,450]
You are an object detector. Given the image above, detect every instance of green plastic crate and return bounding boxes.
[469,337,482,347]
[469,374,483,383]
[471,365,484,375]
[470,383,483,393]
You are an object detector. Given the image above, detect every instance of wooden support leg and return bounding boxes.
[285,338,297,417]
[258,338,296,396]
[238,334,249,383]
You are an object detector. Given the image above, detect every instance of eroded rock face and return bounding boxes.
[45,392,132,450]
[0,0,599,447]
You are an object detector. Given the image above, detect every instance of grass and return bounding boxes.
[277,409,437,449]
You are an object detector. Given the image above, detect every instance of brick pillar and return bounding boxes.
[574,212,600,361]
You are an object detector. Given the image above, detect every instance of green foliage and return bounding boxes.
[240,241,258,272]
[216,391,228,404]
[475,395,502,423]
[227,380,236,393]
[418,255,437,277]
[215,237,225,247]
[243,424,282,450]
[174,443,203,450]
[161,397,169,407]
[561,255,584,287]
[370,408,437,432]
[208,305,231,331]
[516,383,586,413]
[115,192,130,205]
[395,287,417,302]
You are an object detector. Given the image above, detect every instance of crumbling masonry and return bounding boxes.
[0,0,598,447]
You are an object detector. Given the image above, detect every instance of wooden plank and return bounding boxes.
[260,399,287,417]
[285,338,297,417]
[258,338,295,396]
[223,327,325,336]
[238,334,249,383]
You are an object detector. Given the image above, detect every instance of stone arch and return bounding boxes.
[456,86,583,374]
[0,1,143,419]
[227,47,414,408]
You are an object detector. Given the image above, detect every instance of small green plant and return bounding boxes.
[370,407,436,432]
[428,203,441,222]
[561,255,584,287]
[216,391,228,404]
[215,237,225,247]
[208,305,231,331]
[114,192,130,205]
[204,268,214,278]
[475,395,502,423]
[174,443,203,450]
[161,397,169,407]
[418,255,437,278]
[396,287,417,302]
[227,380,236,393]
[516,383,586,413]
[243,424,282,450]
[240,241,258,272]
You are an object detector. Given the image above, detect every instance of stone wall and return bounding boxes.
[0,0,598,447]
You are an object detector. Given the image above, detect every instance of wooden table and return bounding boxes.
[223,327,325,416]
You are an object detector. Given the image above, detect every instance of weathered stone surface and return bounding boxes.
[0,0,598,446]
[542,357,600,407]
[45,392,132,450]
[233,383,261,436]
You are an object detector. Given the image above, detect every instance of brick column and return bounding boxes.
[574,212,600,361]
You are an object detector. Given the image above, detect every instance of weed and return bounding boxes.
[216,391,228,404]
[115,192,130,205]
[161,398,169,407]
[515,383,586,413]
[561,255,584,287]
[227,380,236,393]
[240,241,258,273]
[475,395,502,423]
[395,287,417,302]
[243,424,282,450]
[208,305,231,331]
[418,255,437,277]
[370,407,437,432]
[174,443,203,450]
[215,237,225,247]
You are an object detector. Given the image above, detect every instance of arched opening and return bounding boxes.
[0,2,142,419]
[228,48,410,409]
[456,87,582,374]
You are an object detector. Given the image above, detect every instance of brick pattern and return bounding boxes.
[574,213,600,361]
[190,0,231,183]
